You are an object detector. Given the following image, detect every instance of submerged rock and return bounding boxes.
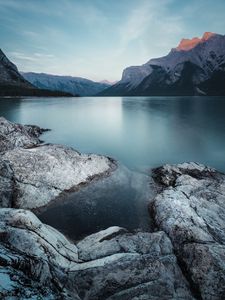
[0,209,193,299]
[152,162,225,300]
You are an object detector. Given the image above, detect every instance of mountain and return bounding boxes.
[0,49,72,96]
[0,49,33,89]
[22,72,110,96]
[99,80,118,85]
[100,32,225,96]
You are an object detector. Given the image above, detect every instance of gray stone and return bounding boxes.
[69,228,193,300]
[0,118,116,209]
[0,209,193,300]
[1,144,115,209]
[152,162,225,300]
[0,209,80,299]
[0,117,46,152]
[0,159,14,207]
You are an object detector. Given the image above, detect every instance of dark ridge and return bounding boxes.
[0,84,74,97]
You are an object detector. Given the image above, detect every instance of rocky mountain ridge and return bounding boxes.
[22,72,110,96]
[0,49,72,96]
[100,32,225,96]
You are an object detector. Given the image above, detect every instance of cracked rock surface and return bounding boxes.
[0,117,116,209]
[0,209,193,299]
[1,144,115,209]
[152,162,225,300]
[1,118,225,299]
[0,117,46,152]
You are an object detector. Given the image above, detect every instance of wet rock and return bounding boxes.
[0,116,47,152]
[152,162,225,299]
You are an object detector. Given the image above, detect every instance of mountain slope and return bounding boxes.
[0,49,33,89]
[101,32,225,96]
[0,49,72,96]
[22,72,110,96]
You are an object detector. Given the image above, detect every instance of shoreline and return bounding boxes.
[1,117,225,299]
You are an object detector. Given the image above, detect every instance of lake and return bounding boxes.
[1,96,225,240]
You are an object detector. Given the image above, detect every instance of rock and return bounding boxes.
[0,209,79,299]
[77,226,128,261]
[0,144,115,209]
[152,162,217,187]
[70,228,193,300]
[0,209,193,299]
[0,159,14,207]
[0,116,47,152]
[152,162,225,300]
[0,118,116,209]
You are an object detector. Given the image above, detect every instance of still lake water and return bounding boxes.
[1,96,225,239]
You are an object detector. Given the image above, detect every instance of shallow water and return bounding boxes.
[1,96,225,239]
[38,165,155,241]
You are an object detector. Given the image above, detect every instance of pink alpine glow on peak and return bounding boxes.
[176,32,216,51]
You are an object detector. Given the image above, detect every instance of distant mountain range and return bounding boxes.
[1,32,225,97]
[22,72,111,96]
[100,32,225,96]
[0,49,71,96]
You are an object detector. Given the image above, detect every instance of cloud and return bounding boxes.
[1,0,224,81]
[8,51,57,73]
[112,0,185,63]
[9,51,55,61]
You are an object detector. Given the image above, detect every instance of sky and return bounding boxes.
[0,0,225,82]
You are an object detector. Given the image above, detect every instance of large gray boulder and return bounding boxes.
[73,227,193,300]
[152,162,225,300]
[0,209,79,299]
[0,117,46,152]
[0,117,116,209]
[0,209,193,300]
[1,144,115,209]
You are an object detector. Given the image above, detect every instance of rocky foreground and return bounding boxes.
[0,118,225,299]
[0,117,115,209]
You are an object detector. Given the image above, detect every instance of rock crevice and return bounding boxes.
[151,162,225,300]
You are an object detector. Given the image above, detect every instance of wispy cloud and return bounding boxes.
[112,0,185,65]
[1,0,224,81]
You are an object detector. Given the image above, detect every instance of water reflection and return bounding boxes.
[1,96,225,172]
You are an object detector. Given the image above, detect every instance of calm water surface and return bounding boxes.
[1,96,225,239]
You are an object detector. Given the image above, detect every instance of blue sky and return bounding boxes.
[0,0,225,81]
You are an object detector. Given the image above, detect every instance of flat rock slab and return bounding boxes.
[152,162,225,300]
[1,144,115,209]
[0,118,116,209]
[0,209,193,300]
